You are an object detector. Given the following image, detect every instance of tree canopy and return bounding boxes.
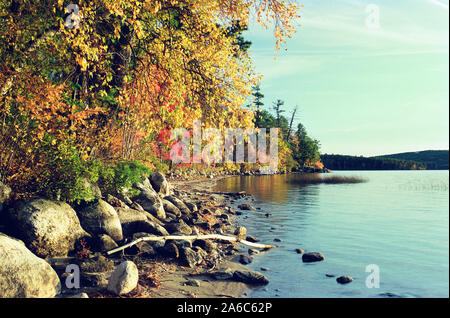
[0,0,301,200]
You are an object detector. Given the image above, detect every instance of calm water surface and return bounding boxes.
[214,171,449,298]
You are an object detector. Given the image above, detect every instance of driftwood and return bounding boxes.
[106,234,279,256]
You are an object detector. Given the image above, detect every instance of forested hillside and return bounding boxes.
[375,150,449,170]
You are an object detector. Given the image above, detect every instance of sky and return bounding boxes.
[245,0,449,157]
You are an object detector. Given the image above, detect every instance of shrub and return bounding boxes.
[99,160,151,198]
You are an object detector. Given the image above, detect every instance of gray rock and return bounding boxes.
[166,220,193,235]
[179,247,202,268]
[163,196,191,215]
[162,200,182,217]
[77,199,123,242]
[134,187,166,220]
[246,235,260,243]
[302,252,325,263]
[336,276,353,284]
[130,233,163,253]
[93,234,118,252]
[193,239,216,253]
[0,234,61,298]
[184,279,201,287]
[107,261,139,295]
[5,199,89,257]
[81,271,112,287]
[212,269,235,280]
[239,254,253,265]
[233,270,269,285]
[238,203,255,211]
[184,201,198,213]
[105,194,128,209]
[150,172,170,197]
[135,177,153,191]
[116,207,167,237]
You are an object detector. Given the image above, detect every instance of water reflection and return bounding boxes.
[218,174,323,204]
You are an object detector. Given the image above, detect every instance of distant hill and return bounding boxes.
[321,150,449,171]
[321,154,426,171]
[374,150,449,170]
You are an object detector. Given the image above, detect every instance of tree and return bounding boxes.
[293,123,321,166]
[0,0,301,198]
[286,105,297,141]
[272,99,285,128]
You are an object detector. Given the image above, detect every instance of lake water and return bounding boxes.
[214,171,449,298]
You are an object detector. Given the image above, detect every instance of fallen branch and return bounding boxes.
[106,234,279,256]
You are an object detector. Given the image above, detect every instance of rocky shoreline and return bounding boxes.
[0,172,275,298]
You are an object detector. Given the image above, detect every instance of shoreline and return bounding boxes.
[141,174,253,298]
[83,173,259,299]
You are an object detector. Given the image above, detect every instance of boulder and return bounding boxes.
[150,172,170,197]
[92,234,118,252]
[0,234,61,298]
[77,199,123,242]
[233,270,269,285]
[134,187,166,220]
[179,247,202,268]
[105,194,128,209]
[163,196,191,215]
[5,199,89,257]
[162,200,182,217]
[117,209,168,237]
[184,201,198,213]
[212,269,235,280]
[135,177,153,191]
[107,261,139,296]
[302,252,325,263]
[166,219,193,235]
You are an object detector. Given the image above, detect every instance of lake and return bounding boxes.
[214,171,449,298]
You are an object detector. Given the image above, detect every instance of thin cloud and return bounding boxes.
[429,0,449,10]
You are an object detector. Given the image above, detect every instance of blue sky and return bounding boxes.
[246,0,449,156]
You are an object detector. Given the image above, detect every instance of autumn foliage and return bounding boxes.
[0,0,301,201]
